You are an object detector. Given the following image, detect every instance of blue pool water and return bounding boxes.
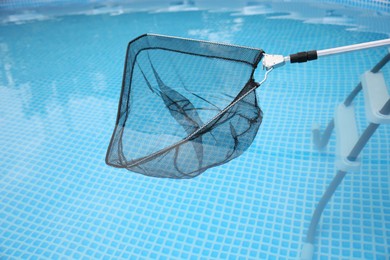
[1,1,390,259]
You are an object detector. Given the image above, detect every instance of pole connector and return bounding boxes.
[290,50,318,63]
[262,54,286,70]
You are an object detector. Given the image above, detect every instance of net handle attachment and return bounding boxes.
[262,38,390,70]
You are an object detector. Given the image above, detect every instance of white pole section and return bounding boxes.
[264,38,390,69]
[317,38,390,58]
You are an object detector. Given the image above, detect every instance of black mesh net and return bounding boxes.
[106,34,264,178]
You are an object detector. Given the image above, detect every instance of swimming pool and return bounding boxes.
[1,0,389,259]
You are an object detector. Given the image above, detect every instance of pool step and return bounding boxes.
[334,69,390,172]
[334,103,360,172]
[361,71,390,124]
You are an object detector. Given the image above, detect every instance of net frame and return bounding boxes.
[106,34,264,178]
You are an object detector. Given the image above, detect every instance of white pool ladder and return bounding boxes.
[301,49,390,260]
[334,68,390,171]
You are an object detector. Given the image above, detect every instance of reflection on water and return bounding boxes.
[188,17,243,43]
[1,1,389,36]
[0,42,46,170]
[0,36,116,177]
[1,10,53,25]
